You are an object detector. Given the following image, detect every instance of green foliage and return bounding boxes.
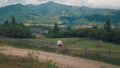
[66,25,72,30]
[0,53,44,68]
[60,27,120,44]
[3,20,9,26]
[0,2,120,25]
[11,17,17,24]
[47,23,62,38]
[26,50,39,61]
[39,46,57,52]
[85,14,106,23]
[0,37,120,65]
[44,59,57,68]
[53,23,59,33]
[0,17,32,38]
[57,17,120,44]
[0,53,58,68]
[82,53,120,65]
[104,17,111,32]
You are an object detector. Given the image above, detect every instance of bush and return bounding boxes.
[44,59,57,68]
[0,17,32,38]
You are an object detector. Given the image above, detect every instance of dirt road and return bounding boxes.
[0,46,119,68]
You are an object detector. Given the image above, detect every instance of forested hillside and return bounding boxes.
[0,2,120,26]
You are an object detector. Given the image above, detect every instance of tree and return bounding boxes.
[7,24,32,38]
[104,17,111,32]
[3,20,9,26]
[47,23,61,38]
[53,23,59,33]
[66,25,72,30]
[0,17,32,38]
[10,16,17,24]
[92,25,98,29]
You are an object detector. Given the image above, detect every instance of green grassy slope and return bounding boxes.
[26,38,120,51]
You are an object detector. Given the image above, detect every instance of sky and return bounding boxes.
[0,0,120,9]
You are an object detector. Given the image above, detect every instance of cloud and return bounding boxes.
[84,0,120,9]
[0,0,120,9]
[0,0,40,6]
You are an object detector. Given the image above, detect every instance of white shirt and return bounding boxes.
[57,40,61,45]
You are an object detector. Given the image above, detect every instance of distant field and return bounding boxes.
[0,37,120,52]
[26,38,80,43]
[25,38,120,52]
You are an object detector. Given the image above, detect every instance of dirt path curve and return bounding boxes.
[0,46,119,68]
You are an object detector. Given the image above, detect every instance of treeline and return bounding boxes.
[60,27,120,43]
[0,17,32,38]
[48,17,120,44]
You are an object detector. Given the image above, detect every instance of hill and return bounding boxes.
[0,3,41,24]
[0,1,120,26]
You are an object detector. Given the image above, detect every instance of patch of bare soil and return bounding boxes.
[0,46,119,68]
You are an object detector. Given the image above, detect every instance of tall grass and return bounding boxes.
[0,53,58,68]
[0,53,44,68]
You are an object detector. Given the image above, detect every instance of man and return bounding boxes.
[57,40,64,49]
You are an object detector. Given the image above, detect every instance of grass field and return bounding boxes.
[0,37,120,52]
[26,38,80,43]
[25,38,120,52]
[0,37,120,65]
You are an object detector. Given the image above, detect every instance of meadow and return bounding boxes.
[26,38,120,52]
[0,37,120,65]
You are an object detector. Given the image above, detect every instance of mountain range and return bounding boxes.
[0,1,120,26]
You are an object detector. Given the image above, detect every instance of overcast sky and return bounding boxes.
[0,0,120,9]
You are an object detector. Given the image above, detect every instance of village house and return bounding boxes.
[30,27,44,38]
